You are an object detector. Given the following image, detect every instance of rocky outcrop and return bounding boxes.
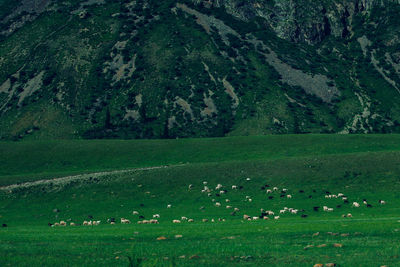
[192,0,400,44]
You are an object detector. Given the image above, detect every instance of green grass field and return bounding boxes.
[1,135,400,266]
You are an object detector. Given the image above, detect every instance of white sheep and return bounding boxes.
[132,211,139,215]
[216,184,223,190]
[121,218,131,224]
[225,199,230,203]
[203,181,207,185]
[215,202,221,207]
[153,214,160,218]
[181,216,188,221]
[274,216,280,220]
[173,219,181,223]
[232,185,237,189]
[273,187,278,191]
[226,205,232,209]
[352,202,360,208]
[246,178,251,181]
[287,194,292,199]
[167,204,172,208]
[266,189,272,193]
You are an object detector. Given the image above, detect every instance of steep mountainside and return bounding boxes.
[1,0,400,139]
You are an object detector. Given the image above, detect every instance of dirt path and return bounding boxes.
[0,164,186,192]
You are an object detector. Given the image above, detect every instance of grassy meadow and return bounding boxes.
[0,135,400,266]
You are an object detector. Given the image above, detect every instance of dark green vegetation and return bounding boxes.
[1,135,399,266]
[1,134,400,185]
[1,0,400,139]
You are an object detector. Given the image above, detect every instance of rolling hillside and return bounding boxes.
[1,0,400,139]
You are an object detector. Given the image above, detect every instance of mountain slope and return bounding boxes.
[1,0,400,139]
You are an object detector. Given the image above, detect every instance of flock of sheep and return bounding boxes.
[50,178,386,227]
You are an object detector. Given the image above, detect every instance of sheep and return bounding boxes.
[243,215,250,220]
[110,222,115,225]
[234,207,240,212]
[216,184,223,190]
[54,222,60,226]
[153,214,160,218]
[188,219,194,223]
[245,196,250,199]
[248,198,252,202]
[274,216,280,220]
[327,208,333,212]
[266,189,272,193]
[352,202,360,208]
[59,221,67,226]
[263,216,269,220]
[188,184,193,190]
[132,211,139,215]
[83,221,88,226]
[363,200,368,205]
[280,210,286,214]
[252,216,259,220]
[287,195,292,199]
[246,178,251,181]
[173,220,181,223]
[232,185,237,189]
[88,221,92,226]
[121,218,131,224]
[226,205,232,209]
[202,219,208,222]
[266,211,274,215]
[167,204,172,208]
[379,200,386,205]
[291,209,298,214]
[282,188,288,192]
[347,213,352,217]
[273,187,278,191]
[338,193,344,197]
[225,199,230,203]
[150,219,159,224]
[181,216,188,221]
[219,190,225,194]
[215,202,221,207]
[203,181,207,185]
[93,220,101,225]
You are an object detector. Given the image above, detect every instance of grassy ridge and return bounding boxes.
[1,134,400,185]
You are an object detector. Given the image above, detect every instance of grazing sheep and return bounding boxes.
[282,188,288,192]
[59,221,67,226]
[70,222,76,226]
[226,205,232,209]
[266,189,272,193]
[273,187,278,191]
[280,210,286,214]
[188,184,193,190]
[83,221,88,226]
[252,216,259,220]
[274,216,280,220]
[153,214,160,218]
[150,219,159,224]
[243,215,250,220]
[291,209,298,214]
[167,204,172,208]
[379,200,386,205]
[225,199,230,203]
[363,200,368,205]
[93,220,101,226]
[234,208,240,212]
[132,211,139,215]
[181,216,188,221]
[188,219,194,222]
[352,202,360,208]
[246,178,251,181]
[248,198,252,202]
[110,222,115,225]
[121,218,131,224]
[219,190,225,194]
[232,185,237,189]
[347,213,352,217]
[202,219,208,222]
[203,181,208,185]
[173,220,181,223]
[263,216,269,220]
[287,195,292,199]
[215,202,221,207]
[216,184,223,190]
[54,222,60,226]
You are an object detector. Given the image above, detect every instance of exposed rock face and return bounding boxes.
[192,0,400,44]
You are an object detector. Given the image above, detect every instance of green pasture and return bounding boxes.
[0,135,400,266]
